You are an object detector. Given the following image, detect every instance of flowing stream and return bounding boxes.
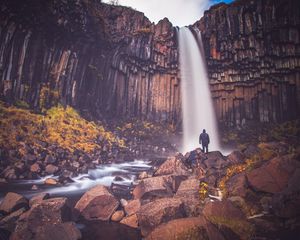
[178,27,220,153]
[0,160,152,201]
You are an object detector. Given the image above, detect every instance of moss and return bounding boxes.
[176,226,209,240]
[207,216,255,240]
[199,181,209,200]
[14,100,30,109]
[0,101,125,156]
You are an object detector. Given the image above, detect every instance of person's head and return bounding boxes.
[203,129,206,133]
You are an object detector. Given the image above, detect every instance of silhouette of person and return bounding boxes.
[199,129,210,153]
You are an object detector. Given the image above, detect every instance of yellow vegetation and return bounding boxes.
[0,102,125,155]
[199,181,208,200]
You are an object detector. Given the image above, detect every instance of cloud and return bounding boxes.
[102,0,233,27]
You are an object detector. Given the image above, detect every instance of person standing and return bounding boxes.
[199,129,210,153]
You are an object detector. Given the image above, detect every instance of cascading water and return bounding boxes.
[178,27,220,153]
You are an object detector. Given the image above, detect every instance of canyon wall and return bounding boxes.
[0,0,180,123]
[0,0,299,127]
[195,0,300,127]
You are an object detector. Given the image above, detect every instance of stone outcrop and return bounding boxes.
[0,192,28,214]
[195,0,300,127]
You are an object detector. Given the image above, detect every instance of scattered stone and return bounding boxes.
[45,155,56,164]
[45,164,59,174]
[30,163,41,173]
[120,199,128,207]
[3,167,17,180]
[0,178,7,183]
[74,185,119,221]
[111,210,125,222]
[0,192,28,214]
[31,185,39,190]
[137,198,185,236]
[44,178,58,185]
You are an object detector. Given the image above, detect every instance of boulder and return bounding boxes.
[44,178,59,185]
[11,197,71,240]
[137,198,185,236]
[226,151,245,164]
[29,193,50,207]
[146,216,226,240]
[0,192,28,214]
[175,177,200,216]
[226,173,247,197]
[203,151,227,169]
[247,155,298,194]
[74,185,119,221]
[45,164,59,174]
[111,210,125,222]
[30,163,41,173]
[0,207,27,232]
[203,200,245,220]
[124,199,141,216]
[132,175,173,200]
[120,214,138,228]
[154,157,189,176]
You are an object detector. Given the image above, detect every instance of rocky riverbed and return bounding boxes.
[1,139,300,240]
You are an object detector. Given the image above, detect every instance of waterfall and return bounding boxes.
[178,27,220,153]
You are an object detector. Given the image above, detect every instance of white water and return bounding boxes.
[178,27,220,153]
[0,160,152,201]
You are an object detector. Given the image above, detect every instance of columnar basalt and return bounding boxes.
[0,0,180,123]
[195,0,300,127]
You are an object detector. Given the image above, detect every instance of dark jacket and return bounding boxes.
[199,132,210,145]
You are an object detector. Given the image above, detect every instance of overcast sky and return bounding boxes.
[102,0,233,27]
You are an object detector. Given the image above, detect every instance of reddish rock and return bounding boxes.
[0,207,27,232]
[44,178,59,185]
[227,151,245,164]
[154,157,189,176]
[34,222,81,240]
[29,193,50,207]
[226,173,248,197]
[247,155,298,194]
[120,214,138,228]
[74,185,119,221]
[132,175,173,200]
[202,200,245,221]
[3,167,17,180]
[30,163,41,173]
[146,216,226,240]
[137,198,185,236]
[203,151,227,169]
[11,197,71,240]
[124,199,141,216]
[45,164,59,174]
[0,192,28,214]
[111,210,125,222]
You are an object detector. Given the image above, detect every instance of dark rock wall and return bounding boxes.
[0,0,180,123]
[195,0,300,126]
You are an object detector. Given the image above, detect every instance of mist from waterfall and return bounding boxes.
[178,27,220,153]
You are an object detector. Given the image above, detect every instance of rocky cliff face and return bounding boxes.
[0,0,180,123]
[195,0,300,127]
[0,0,299,127]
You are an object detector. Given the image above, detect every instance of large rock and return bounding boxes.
[74,185,119,221]
[33,222,81,240]
[154,157,189,176]
[0,192,28,214]
[203,151,227,169]
[175,177,200,216]
[146,216,226,240]
[124,199,141,216]
[226,173,247,197]
[11,197,71,240]
[247,155,299,194]
[226,151,245,164]
[0,207,27,232]
[111,210,125,222]
[29,193,50,207]
[137,198,185,236]
[45,164,59,174]
[132,175,173,200]
[120,214,139,228]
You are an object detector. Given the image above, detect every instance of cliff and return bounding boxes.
[0,0,180,123]
[195,0,300,127]
[0,0,299,127]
